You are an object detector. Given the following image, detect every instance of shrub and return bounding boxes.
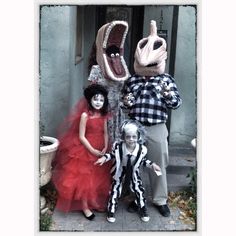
[40,212,52,231]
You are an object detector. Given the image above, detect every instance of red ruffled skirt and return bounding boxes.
[52,117,112,212]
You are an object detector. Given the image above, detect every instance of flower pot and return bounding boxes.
[191,138,196,150]
[40,136,59,211]
[40,136,59,187]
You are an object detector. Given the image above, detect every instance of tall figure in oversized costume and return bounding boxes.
[88,21,130,144]
[122,20,182,217]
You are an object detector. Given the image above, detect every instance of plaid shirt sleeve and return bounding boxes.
[122,74,182,124]
[161,74,182,109]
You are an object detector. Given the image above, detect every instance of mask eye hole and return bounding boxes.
[140,39,148,49]
[153,41,162,50]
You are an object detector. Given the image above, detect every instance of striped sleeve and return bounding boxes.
[140,145,153,168]
[104,141,118,161]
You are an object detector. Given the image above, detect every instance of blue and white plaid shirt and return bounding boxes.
[122,73,182,125]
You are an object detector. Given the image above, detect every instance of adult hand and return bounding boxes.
[123,93,135,107]
[163,91,172,98]
[162,83,172,98]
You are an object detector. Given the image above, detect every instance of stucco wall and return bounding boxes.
[40,6,71,137]
[169,6,197,145]
[40,6,96,138]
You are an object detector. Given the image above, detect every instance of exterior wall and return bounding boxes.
[40,6,71,137]
[40,6,96,137]
[68,6,96,108]
[170,6,197,145]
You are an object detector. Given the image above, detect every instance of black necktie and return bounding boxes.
[124,155,132,186]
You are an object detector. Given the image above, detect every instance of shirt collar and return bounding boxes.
[122,142,139,157]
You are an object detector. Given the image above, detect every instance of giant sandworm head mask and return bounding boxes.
[96,21,130,82]
[134,20,167,77]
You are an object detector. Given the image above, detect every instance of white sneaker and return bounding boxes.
[141,215,150,222]
[140,206,150,222]
[107,212,116,223]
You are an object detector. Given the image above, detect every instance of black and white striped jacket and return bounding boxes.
[104,141,154,212]
[104,141,153,183]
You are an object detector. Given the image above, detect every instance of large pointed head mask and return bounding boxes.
[96,21,130,82]
[134,20,167,77]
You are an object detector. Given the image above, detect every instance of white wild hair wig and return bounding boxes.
[119,119,146,144]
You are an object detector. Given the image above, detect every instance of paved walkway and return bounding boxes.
[49,169,196,232]
[50,200,195,232]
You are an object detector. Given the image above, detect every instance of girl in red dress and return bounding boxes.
[52,84,112,220]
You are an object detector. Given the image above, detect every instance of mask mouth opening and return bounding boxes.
[147,63,158,67]
[102,22,129,79]
[106,45,120,58]
[96,21,130,81]
[104,23,127,49]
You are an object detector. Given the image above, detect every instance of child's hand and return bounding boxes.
[152,163,162,176]
[152,163,161,172]
[101,147,107,155]
[91,148,103,157]
[94,156,106,166]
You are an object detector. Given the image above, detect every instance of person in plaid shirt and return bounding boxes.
[122,20,182,217]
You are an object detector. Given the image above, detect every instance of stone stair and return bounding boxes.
[167,145,197,191]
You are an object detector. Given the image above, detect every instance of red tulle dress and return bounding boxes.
[52,112,112,213]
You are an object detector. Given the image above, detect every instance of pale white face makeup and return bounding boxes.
[91,94,105,110]
[124,124,138,150]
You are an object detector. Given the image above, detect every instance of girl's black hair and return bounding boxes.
[84,84,109,115]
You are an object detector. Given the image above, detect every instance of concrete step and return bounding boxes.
[167,145,196,175]
[167,145,196,191]
[167,173,192,191]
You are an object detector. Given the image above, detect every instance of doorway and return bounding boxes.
[95,5,144,74]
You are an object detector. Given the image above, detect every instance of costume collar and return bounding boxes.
[122,142,139,157]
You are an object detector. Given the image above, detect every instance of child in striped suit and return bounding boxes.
[95,120,161,223]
